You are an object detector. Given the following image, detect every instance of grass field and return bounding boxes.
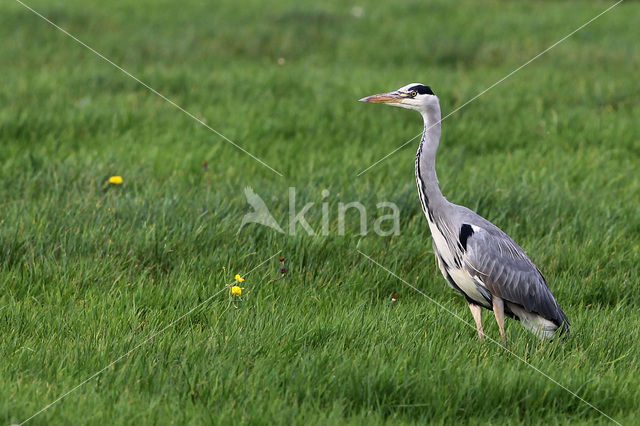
[2,0,640,424]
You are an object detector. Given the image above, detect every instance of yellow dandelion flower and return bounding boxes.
[234,274,245,282]
[108,176,123,184]
[231,286,242,296]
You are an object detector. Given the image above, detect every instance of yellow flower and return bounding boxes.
[234,274,245,282]
[108,176,123,184]
[231,286,242,296]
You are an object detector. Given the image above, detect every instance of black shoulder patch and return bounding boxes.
[408,84,435,95]
[459,224,474,251]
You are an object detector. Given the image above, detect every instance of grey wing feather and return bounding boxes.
[462,224,569,328]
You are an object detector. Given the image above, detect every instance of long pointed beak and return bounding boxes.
[358,91,404,104]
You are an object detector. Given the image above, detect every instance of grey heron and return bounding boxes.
[360,83,569,341]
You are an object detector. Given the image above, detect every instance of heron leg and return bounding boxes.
[492,296,506,342]
[468,303,484,340]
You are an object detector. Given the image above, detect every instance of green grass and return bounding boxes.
[2,0,640,424]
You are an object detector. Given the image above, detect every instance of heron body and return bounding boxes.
[360,83,569,341]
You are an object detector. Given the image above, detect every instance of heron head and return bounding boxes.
[359,83,438,113]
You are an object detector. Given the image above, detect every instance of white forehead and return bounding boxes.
[397,82,424,92]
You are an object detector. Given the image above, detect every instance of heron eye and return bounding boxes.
[409,90,418,97]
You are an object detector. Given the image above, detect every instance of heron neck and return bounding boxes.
[415,106,445,208]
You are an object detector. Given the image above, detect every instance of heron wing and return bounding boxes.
[460,224,568,327]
